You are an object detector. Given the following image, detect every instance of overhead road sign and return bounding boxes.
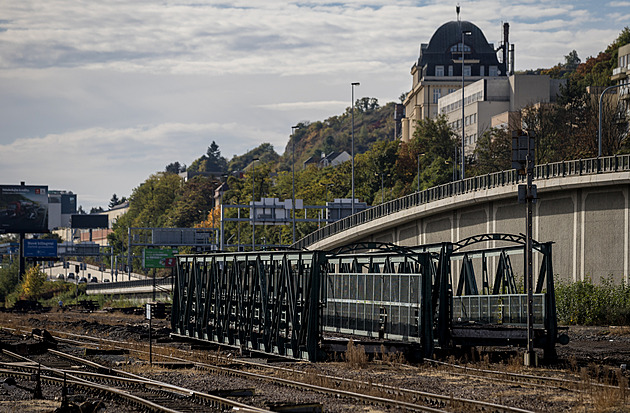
[143,248,178,269]
[71,214,108,229]
[24,239,57,258]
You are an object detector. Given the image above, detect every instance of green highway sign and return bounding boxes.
[143,248,178,269]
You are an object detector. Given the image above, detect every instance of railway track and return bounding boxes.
[424,358,630,392]
[0,345,271,413]
[34,328,542,413]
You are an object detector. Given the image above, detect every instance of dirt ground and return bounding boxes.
[556,325,630,367]
[0,310,628,413]
[0,310,629,367]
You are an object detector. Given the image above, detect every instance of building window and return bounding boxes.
[448,66,453,76]
[480,65,485,76]
[464,66,471,76]
[433,88,441,103]
[489,66,498,76]
[450,43,471,53]
[435,65,444,76]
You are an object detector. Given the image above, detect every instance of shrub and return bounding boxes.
[556,277,630,325]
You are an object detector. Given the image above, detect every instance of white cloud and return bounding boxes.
[0,122,279,208]
[0,0,625,210]
[259,101,348,111]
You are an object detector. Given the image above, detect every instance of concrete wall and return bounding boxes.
[310,173,630,285]
[510,74,551,111]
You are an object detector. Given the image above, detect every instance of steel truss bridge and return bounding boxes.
[172,233,563,362]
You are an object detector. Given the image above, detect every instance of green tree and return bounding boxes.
[205,141,228,172]
[109,194,127,209]
[188,141,228,174]
[395,115,456,193]
[564,50,581,71]
[228,143,279,173]
[419,156,453,190]
[0,259,19,304]
[107,172,183,257]
[472,127,512,174]
[165,161,185,174]
[167,175,217,228]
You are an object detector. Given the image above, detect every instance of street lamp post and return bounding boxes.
[417,154,421,192]
[351,82,360,215]
[416,154,426,192]
[375,172,391,204]
[461,30,472,180]
[291,125,300,244]
[251,158,259,251]
[598,83,626,157]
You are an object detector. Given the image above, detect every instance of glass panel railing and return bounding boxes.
[452,294,546,326]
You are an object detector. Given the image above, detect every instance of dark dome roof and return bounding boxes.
[425,21,495,55]
[417,20,506,76]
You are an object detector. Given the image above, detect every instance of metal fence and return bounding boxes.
[294,154,630,249]
[452,294,546,326]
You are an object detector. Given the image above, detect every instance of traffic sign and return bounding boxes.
[23,239,57,258]
[143,248,178,269]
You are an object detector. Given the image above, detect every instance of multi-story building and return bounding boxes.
[438,75,563,155]
[401,20,508,142]
[48,190,77,230]
[611,43,630,127]
[78,201,129,246]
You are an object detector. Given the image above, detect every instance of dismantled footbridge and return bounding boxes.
[171,233,567,362]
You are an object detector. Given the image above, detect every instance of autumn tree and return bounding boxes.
[21,265,47,300]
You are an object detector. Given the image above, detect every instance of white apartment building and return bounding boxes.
[438,74,563,155]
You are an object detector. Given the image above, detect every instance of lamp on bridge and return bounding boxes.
[251,157,259,251]
[460,29,472,180]
[417,153,425,192]
[291,125,301,244]
[375,172,391,204]
[351,81,360,215]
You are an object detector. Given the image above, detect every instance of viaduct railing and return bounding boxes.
[86,276,172,294]
[294,154,630,250]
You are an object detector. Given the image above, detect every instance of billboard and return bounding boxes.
[143,248,178,269]
[0,185,49,234]
[71,214,108,229]
[24,239,58,258]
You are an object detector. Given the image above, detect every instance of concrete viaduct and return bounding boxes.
[296,155,630,285]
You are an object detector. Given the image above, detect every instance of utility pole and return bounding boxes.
[512,130,537,366]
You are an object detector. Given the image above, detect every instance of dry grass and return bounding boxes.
[505,353,523,373]
[578,365,630,412]
[344,339,368,369]
[608,326,630,336]
[377,344,405,365]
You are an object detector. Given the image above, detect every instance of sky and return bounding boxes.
[1,1,628,211]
